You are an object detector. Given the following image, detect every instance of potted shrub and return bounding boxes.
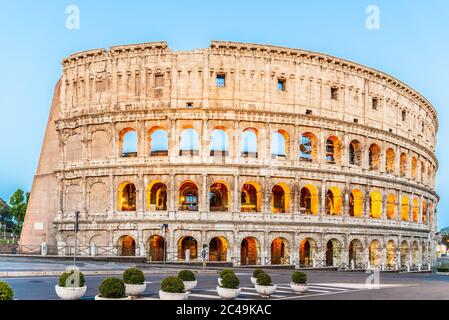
[159,276,188,300]
[255,272,277,298]
[178,270,197,292]
[0,281,14,300]
[123,267,146,296]
[95,277,130,300]
[251,268,265,285]
[217,273,241,300]
[436,265,449,275]
[55,269,87,300]
[290,271,308,293]
[218,269,235,286]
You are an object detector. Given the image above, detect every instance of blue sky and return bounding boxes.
[0,1,447,227]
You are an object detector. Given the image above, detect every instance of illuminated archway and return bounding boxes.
[387,194,396,219]
[369,240,381,267]
[369,144,381,171]
[117,182,137,211]
[271,184,290,213]
[241,237,259,265]
[411,157,418,180]
[178,236,198,260]
[271,237,289,265]
[210,182,230,212]
[209,237,228,262]
[178,181,199,211]
[386,148,395,174]
[326,187,342,215]
[146,181,167,211]
[349,239,363,268]
[300,185,319,215]
[326,136,342,164]
[400,153,408,177]
[386,241,396,267]
[370,191,382,219]
[241,182,261,212]
[400,241,409,267]
[300,132,317,162]
[148,235,165,261]
[326,239,341,266]
[412,241,419,265]
[412,198,419,222]
[299,238,316,267]
[118,235,136,256]
[349,140,362,166]
[422,200,428,224]
[401,197,409,221]
[349,189,363,217]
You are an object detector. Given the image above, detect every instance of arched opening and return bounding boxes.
[349,189,363,217]
[117,182,137,211]
[118,236,136,256]
[401,197,409,221]
[148,235,165,261]
[179,128,200,156]
[209,237,228,262]
[400,153,408,177]
[210,182,229,212]
[300,132,317,162]
[271,237,289,265]
[326,187,342,215]
[412,198,419,222]
[386,148,395,174]
[411,157,418,180]
[349,239,363,268]
[387,241,396,268]
[241,182,261,212]
[412,241,419,265]
[150,128,168,156]
[210,128,229,157]
[178,236,198,260]
[421,161,426,183]
[370,191,382,219]
[299,238,316,267]
[178,181,199,211]
[147,181,167,211]
[119,128,138,157]
[349,140,362,166]
[369,240,381,267]
[422,200,428,224]
[300,185,319,215]
[271,184,290,213]
[271,130,288,158]
[326,136,342,164]
[242,128,258,158]
[241,237,258,265]
[422,243,427,264]
[400,241,409,267]
[387,194,396,219]
[325,239,341,267]
[369,144,381,171]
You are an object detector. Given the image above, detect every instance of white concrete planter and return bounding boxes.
[290,283,308,294]
[94,295,131,300]
[217,286,241,300]
[436,271,449,276]
[125,283,147,296]
[55,285,87,300]
[182,280,197,292]
[255,284,277,298]
[218,278,223,286]
[250,277,257,285]
[159,290,189,300]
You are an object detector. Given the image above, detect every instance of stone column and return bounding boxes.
[320,181,327,215]
[233,174,240,213]
[201,173,208,212]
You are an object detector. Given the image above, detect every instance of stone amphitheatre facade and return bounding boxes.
[20,41,439,269]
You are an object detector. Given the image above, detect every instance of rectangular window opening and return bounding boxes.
[216,74,226,87]
[331,87,339,100]
[277,78,286,91]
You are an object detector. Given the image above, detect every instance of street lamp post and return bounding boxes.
[74,211,80,267]
[162,224,168,265]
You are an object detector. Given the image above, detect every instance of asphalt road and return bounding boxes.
[2,269,449,300]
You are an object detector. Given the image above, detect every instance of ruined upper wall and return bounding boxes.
[59,41,439,152]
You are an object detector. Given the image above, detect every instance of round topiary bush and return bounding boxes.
[253,268,265,278]
[220,269,235,279]
[58,270,86,287]
[160,277,185,293]
[99,278,126,298]
[257,272,273,286]
[291,271,307,284]
[123,267,145,285]
[0,282,14,300]
[178,270,196,281]
[220,274,239,289]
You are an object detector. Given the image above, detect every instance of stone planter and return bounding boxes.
[436,271,449,276]
[125,283,147,296]
[182,280,197,292]
[255,284,277,298]
[290,283,308,294]
[159,290,189,300]
[250,277,257,285]
[94,295,131,300]
[217,286,241,300]
[55,285,87,300]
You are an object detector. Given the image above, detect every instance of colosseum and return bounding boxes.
[20,41,439,270]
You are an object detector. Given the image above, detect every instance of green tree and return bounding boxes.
[0,198,14,230]
[9,189,28,233]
